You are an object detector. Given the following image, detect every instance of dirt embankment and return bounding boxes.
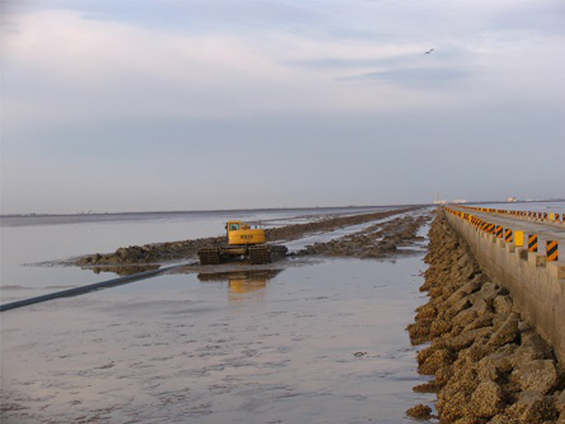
[406,210,565,423]
[298,213,430,259]
[74,207,420,268]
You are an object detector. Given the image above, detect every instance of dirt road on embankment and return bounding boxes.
[406,210,565,423]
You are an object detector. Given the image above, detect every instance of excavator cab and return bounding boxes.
[227,222,241,231]
[225,221,265,246]
[198,221,287,265]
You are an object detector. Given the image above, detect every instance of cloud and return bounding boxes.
[347,67,468,88]
[4,4,563,136]
[287,55,415,70]
[1,1,565,213]
[0,6,514,129]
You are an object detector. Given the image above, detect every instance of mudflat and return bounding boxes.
[1,208,435,424]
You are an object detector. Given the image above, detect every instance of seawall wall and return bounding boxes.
[444,210,565,367]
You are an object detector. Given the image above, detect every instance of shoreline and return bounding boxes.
[72,206,424,272]
[407,210,565,423]
[0,204,424,224]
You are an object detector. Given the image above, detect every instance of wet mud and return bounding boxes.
[1,256,436,424]
[298,213,430,259]
[72,209,429,278]
[407,210,565,423]
[72,207,420,269]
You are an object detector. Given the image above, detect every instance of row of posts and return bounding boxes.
[459,205,565,225]
[445,207,559,262]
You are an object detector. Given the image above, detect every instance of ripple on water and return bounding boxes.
[1,256,436,424]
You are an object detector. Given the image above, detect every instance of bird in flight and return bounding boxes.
[424,48,434,55]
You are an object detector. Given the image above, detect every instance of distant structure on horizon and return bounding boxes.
[507,197,518,202]
[433,199,468,205]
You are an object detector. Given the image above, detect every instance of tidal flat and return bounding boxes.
[1,208,436,423]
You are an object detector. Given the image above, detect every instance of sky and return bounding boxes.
[1,0,564,214]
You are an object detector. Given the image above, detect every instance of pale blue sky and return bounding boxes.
[2,0,564,214]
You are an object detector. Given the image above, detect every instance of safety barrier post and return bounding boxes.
[514,230,528,259]
[528,233,546,266]
[528,234,538,253]
[547,241,558,262]
[504,228,514,251]
[514,231,524,247]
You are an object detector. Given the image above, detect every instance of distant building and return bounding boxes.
[452,199,468,204]
[433,200,448,205]
[507,197,518,202]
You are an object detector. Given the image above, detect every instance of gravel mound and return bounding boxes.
[298,213,430,259]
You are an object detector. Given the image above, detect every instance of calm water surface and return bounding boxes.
[1,206,437,423]
[1,257,435,424]
[0,207,393,303]
[476,200,564,213]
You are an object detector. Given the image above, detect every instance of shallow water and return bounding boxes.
[1,257,435,424]
[283,210,428,254]
[475,200,564,214]
[0,207,394,303]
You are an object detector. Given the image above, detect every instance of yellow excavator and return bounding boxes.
[198,221,287,265]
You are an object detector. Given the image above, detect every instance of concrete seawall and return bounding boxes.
[445,209,565,367]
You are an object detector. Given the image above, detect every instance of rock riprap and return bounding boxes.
[406,209,564,423]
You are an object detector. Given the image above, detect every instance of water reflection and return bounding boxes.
[197,269,282,303]
[81,264,161,276]
[1,258,435,424]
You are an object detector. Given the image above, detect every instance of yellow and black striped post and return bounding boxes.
[504,228,512,243]
[546,240,558,262]
[487,223,494,234]
[528,234,538,252]
[495,225,503,238]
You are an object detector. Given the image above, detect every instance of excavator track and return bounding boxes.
[248,245,288,264]
[198,247,222,265]
[269,245,288,261]
[249,245,271,264]
[198,243,288,266]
